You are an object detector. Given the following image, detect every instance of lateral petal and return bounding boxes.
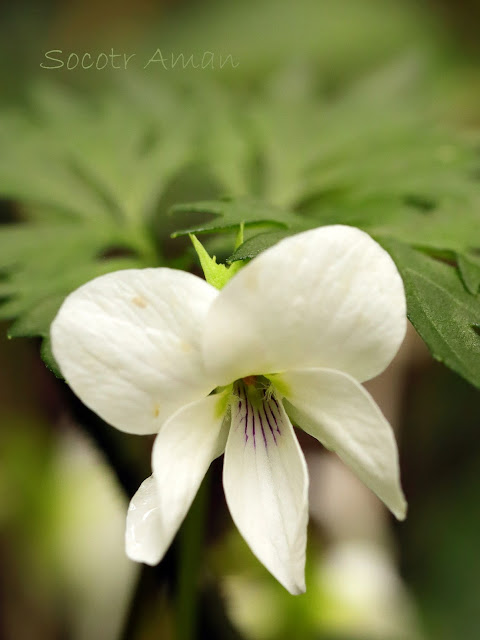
[51,268,218,434]
[223,383,309,594]
[275,368,407,520]
[204,226,406,384]
[126,394,228,565]
[125,475,164,565]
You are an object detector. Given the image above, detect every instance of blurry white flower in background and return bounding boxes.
[51,426,138,640]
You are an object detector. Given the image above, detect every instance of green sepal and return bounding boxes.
[190,234,244,289]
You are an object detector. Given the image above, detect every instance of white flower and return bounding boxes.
[51,225,407,595]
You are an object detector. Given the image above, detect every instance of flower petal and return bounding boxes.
[203,225,406,384]
[126,394,228,564]
[51,268,218,434]
[274,368,407,520]
[125,475,164,565]
[223,383,309,594]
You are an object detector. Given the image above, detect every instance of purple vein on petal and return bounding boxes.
[265,401,281,435]
[258,408,268,449]
[263,401,278,445]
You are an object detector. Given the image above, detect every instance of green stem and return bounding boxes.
[176,472,210,640]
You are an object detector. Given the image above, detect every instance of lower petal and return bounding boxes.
[223,383,309,594]
[273,368,407,520]
[126,394,228,565]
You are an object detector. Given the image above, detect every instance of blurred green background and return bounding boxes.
[0,1,480,639]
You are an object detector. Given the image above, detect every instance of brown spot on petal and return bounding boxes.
[132,295,147,308]
[153,404,160,418]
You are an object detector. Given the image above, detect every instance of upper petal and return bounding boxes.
[274,368,407,520]
[203,225,406,384]
[51,268,218,434]
[223,383,309,594]
[126,394,228,565]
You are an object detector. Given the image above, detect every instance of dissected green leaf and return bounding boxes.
[17,81,197,224]
[170,197,306,236]
[191,82,253,197]
[456,253,480,295]
[0,81,204,369]
[381,239,480,389]
[40,336,61,377]
[0,218,158,369]
[227,229,293,263]
[1,58,480,390]
[292,98,480,253]
[7,295,67,339]
[167,66,480,255]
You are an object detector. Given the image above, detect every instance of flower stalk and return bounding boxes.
[176,473,210,640]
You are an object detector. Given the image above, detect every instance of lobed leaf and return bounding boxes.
[380,239,480,389]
